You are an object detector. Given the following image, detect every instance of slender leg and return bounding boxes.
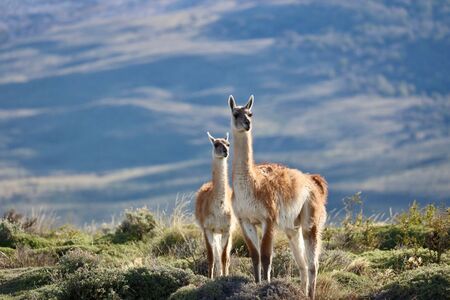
[221,231,232,276]
[301,198,326,300]
[286,228,309,294]
[261,221,274,282]
[303,225,322,300]
[204,229,214,279]
[208,231,223,278]
[240,220,261,282]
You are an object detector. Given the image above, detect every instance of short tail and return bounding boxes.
[310,174,328,202]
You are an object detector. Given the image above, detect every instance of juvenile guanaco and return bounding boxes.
[195,132,235,278]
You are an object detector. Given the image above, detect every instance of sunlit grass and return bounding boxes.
[0,195,448,299]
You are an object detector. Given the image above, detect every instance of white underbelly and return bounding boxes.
[232,187,267,224]
[276,187,310,230]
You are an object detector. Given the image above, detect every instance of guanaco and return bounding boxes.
[229,95,327,299]
[195,132,235,278]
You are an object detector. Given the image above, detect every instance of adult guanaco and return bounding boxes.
[229,95,327,299]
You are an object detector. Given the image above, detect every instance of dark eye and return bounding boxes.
[248,112,253,117]
[233,112,239,118]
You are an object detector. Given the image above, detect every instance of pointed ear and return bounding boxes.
[225,132,229,141]
[206,131,215,144]
[228,95,236,110]
[245,95,254,110]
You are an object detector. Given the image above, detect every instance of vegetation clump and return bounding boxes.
[0,200,448,300]
[374,264,450,300]
[0,219,51,249]
[124,266,194,299]
[59,266,128,300]
[114,207,158,242]
[58,249,101,275]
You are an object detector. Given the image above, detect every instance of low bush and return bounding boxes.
[362,248,445,271]
[231,231,248,257]
[3,209,38,233]
[124,266,194,300]
[233,279,307,300]
[169,284,198,300]
[271,247,298,277]
[47,225,93,246]
[58,264,195,300]
[374,264,450,300]
[58,249,100,275]
[173,276,251,299]
[374,224,430,250]
[59,267,127,300]
[114,207,157,242]
[162,256,209,276]
[0,220,18,247]
[152,227,201,259]
[0,220,52,249]
[229,256,252,277]
[170,276,307,300]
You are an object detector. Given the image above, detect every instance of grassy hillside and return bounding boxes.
[0,197,448,300]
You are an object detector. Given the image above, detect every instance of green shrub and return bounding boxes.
[272,247,298,277]
[48,226,93,246]
[3,209,39,233]
[38,245,99,257]
[374,264,450,300]
[362,248,442,271]
[162,256,209,277]
[172,277,307,300]
[58,264,196,300]
[153,228,201,259]
[394,202,450,261]
[123,266,194,300]
[423,206,449,263]
[114,207,157,242]
[372,225,404,250]
[13,232,52,249]
[0,220,52,249]
[153,229,185,255]
[58,249,100,275]
[229,256,252,277]
[231,232,248,257]
[169,284,198,300]
[0,220,20,247]
[232,279,307,300]
[59,267,127,300]
[178,276,251,299]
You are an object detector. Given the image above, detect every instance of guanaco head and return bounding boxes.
[207,132,230,158]
[228,95,254,132]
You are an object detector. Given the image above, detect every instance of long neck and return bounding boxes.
[212,157,228,197]
[232,130,255,178]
